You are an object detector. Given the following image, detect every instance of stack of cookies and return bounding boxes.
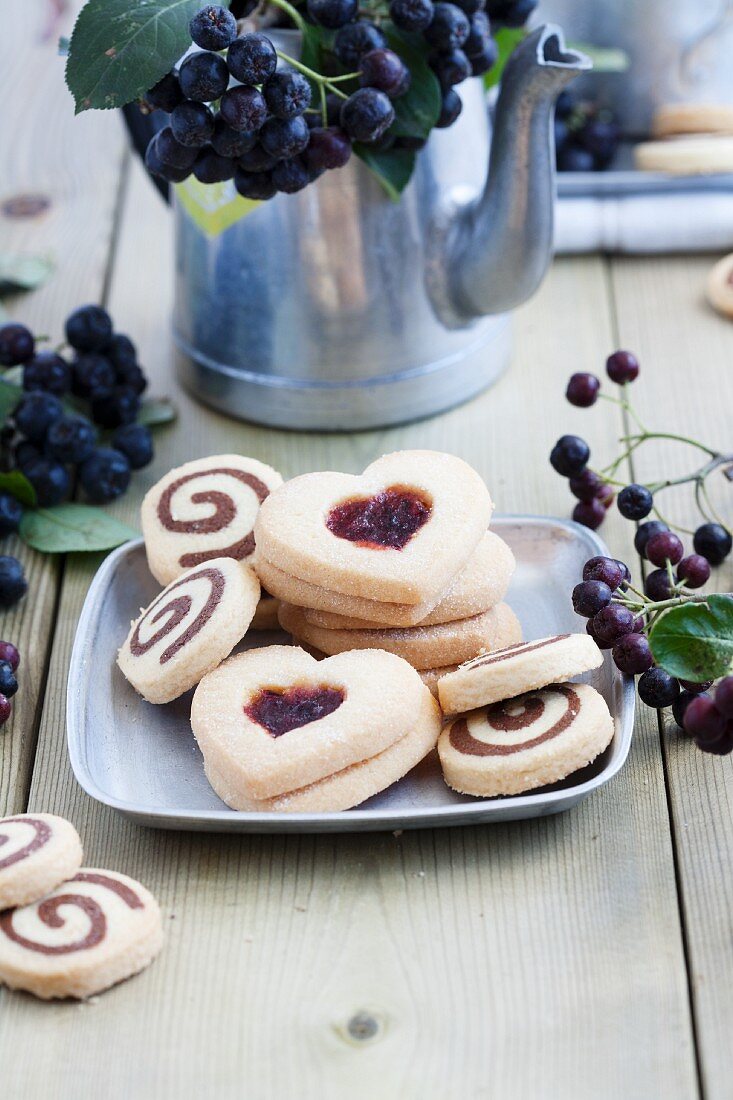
[254,450,522,687]
[635,103,733,175]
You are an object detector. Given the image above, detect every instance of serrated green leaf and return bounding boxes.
[0,253,55,295]
[138,396,177,427]
[20,505,138,553]
[382,26,441,139]
[353,145,416,202]
[0,472,36,508]
[484,26,525,90]
[649,594,733,682]
[66,0,208,113]
[0,378,23,425]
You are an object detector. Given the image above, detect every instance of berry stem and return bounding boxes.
[267,0,308,34]
[275,51,351,99]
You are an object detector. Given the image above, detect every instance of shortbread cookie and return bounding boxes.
[278,602,522,671]
[205,689,442,813]
[653,104,733,138]
[118,557,259,704]
[300,532,515,630]
[706,253,733,319]
[437,633,603,714]
[420,664,459,699]
[635,135,733,175]
[0,869,163,1000]
[254,450,492,606]
[0,815,83,912]
[251,592,281,631]
[141,454,283,586]
[439,682,614,797]
[191,645,426,800]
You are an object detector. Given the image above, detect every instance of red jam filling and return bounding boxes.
[245,685,345,737]
[326,486,431,550]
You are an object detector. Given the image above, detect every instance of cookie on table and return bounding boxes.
[191,645,427,801]
[652,104,733,138]
[437,633,603,714]
[438,682,614,797]
[250,591,281,631]
[634,135,733,175]
[118,557,259,704]
[278,601,522,671]
[254,450,493,606]
[141,454,283,586]
[0,814,83,912]
[205,689,442,813]
[0,869,163,1000]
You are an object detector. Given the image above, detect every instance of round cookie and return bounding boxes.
[0,814,83,912]
[437,633,603,715]
[438,682,614,797]
[652,104,733,138]
[634,135,733,175]
[250,592,281,631]
[191,645,427,801]
[205,689,442,813]
[0,868,163,1000]
[118,557,259,704]
[278,602,523,671]
[300,532,515,630]
[706,253,733,320]
[254,450,493,606]
[141,454,283,586]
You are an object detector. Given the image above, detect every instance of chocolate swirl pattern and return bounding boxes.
[465,635,570,671]
[129,566,225,665]
[0,816,51,872]
[449,685,581,757]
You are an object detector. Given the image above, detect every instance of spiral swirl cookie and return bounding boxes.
[438,682,614,797]
[118,557,259,704]
[0,814,83,912]
[437,633,603,714]
[141,454,283,586]
[0,869,163,1000]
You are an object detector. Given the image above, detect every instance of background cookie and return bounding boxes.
[420,664,459,699]
[0,814,83,912]
[437,633,603,714]
[439,682,614,797]
[0,869,163,1000]
[250,592,280,631]
[118,557,259,704]
[652,104,733,138]
[635,135,733,175]
[141,454,283,586]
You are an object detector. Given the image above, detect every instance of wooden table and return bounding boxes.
[2,7,732,1098]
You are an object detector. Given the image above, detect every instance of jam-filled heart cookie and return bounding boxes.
[204,689,442,813]
[0,814,83,912]
[118,557,259,704]
[439,682,614,797]
[0,868,163,1000]
[278,602,522,671]
[191,645,427,801]
[437,633,603,715]
[141,454,283,586]
[254,450,492,606]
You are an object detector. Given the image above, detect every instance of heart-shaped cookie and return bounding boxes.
[0,814,83,912]
[191,645,427,801]
[254,450,492,605]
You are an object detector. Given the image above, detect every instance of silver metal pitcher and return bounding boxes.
[172,25,589,430]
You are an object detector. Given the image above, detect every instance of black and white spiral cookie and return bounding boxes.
[0,868,163,1000]
[0,814,83,912]
[118,556,259,703]
[438,682,614,797]
[141,454,283,586]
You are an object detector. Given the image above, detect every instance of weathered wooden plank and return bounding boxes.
[610,253,733,1100]
[0,3,125,813]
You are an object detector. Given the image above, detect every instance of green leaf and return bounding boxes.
[0,253,55,295]
[20,505,138,553]
[484,26,525,90]
[0,472,36,508]
[353,145,416,202]
[0,378,22,424]
[383,25,441,139]
[66,0,208,113]
[568,42,629,73]
[138,396,177,427]
[649,594,733,682]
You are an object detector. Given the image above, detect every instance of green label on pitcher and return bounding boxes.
[174,178,260,236]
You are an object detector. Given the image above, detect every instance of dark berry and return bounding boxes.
[263,72,312,120]
[679,679,714,694]
[612,632,653,675]
[13,392,63,443]
[116,362,147,395]
[71,353,116,398]
[23,457,71,507]
[13,442,40,472]
[0,494,22,537]
[430,48,471,89]
[237,145,279,173]
[79,448,132,504]
[306,128,352,171]
[272,157,310,193]
[178,51,229,103]
[334,21,387,67]
[0,661,18,699]
[104,334,137,371]
[211,117,258,158]
[638,667,680,709]
[260,116,310,159]
[220,85,268,132]
[646,531,684,568]
[193,149,236,183]
[0,694,11,726]
[0,642,20,671]
[45,415,96,465]
[227,33,277,85]
[454,0,485,12]
[683,695,727,744]
[676,554,711,589]
[170,101,215,147]
[555,90,574,119]
[144,135,193,183]
[0,323,34,366]
[572,579,612,617]
[673,690,698,730]
[695,726,733,756]
[65,305,113,353]
[464,11,491,58]
[489,0,536,26]
[715,677,733,720]
[341,88,395,143]
[569,468,603,503]
[592,604,635,647]
[606,349,639,384]
[566,372,600,407]
[693,523,732,566]
[572,499,605,530]
[144,70,182,113]
[634,519,668,558]
[645,568,673,601]
[583,555,625,590]
[557,144,595,172]
[579,117,620,170]
[469,40,499,76]
[91,386,139,429]
[596,483,615,510]
[23,352,71,396]
[234,169,277,200]
[424,2,470,49]
[549,434,590,477]
[154,127,198,170]
[617,483,653,520]
[0,557,27,609]
[361,49,411,97]
[111,423,154,470]
[189,5,237,51]
[435,87,463,128]
[307,0,359,28]
[390,0,434,31]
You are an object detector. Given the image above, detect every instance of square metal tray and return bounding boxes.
[67,517,634,833]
